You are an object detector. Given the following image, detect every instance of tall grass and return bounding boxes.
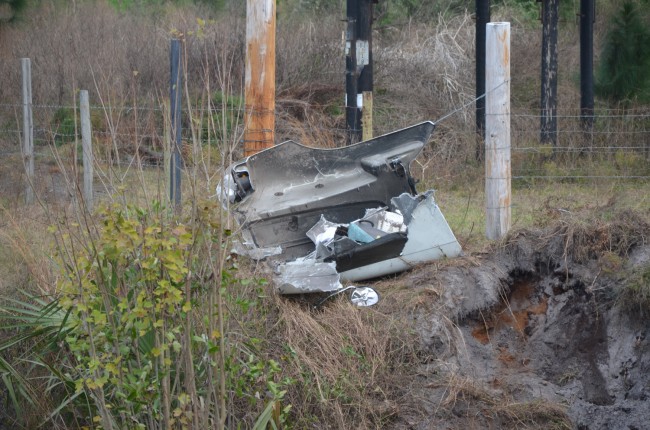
[0,29,296,429]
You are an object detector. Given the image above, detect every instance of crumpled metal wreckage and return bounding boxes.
[218,121,462,298]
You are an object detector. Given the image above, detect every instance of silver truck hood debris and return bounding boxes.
[275,259,342,295]
[219,121,462,294]
[339,192,461,282]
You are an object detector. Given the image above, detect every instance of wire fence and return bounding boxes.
[1,98,649,205]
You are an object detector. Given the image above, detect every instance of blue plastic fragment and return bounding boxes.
[348,223,375,243]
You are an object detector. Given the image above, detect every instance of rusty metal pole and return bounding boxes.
[244,0,276,157]
[485,22,511,240]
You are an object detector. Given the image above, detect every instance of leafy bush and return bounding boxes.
[1,200,290,429]
[50,107,104,147]
[50,108,79,146]
[0,0,27,22]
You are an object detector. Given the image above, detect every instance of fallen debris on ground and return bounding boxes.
[219,122,462,294]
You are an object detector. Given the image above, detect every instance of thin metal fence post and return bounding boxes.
[80,90,93,211]
[485,22,511,240]
[163,100,171,202]
[21,58,34,204]
[170,39,182,208]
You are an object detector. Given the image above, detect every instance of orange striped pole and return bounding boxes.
[244,0,276,157]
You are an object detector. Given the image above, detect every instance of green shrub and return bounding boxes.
[50,108,79,146]
[1,200,291,429]
[50,107,104,147]
[596,1,650,104]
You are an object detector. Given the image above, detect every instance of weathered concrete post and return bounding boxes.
[244,0,276,157]
[485,22,511,240]
[79,90,93,210]
[21,58,34,204]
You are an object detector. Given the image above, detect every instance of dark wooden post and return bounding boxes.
[345,0,361,145]
[540,0,559,146]
[358,0,375,141]
[476,0,490,160]
[580,0,594,132]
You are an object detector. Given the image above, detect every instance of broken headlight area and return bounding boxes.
[218,121,462,295]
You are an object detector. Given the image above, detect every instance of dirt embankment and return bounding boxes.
[398,212,650,429]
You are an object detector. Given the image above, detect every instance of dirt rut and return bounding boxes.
[401,223,650,429]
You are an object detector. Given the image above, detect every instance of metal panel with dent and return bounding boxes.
[230,121,436,260]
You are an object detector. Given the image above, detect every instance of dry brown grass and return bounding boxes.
[0,204,57,297]
[528,203,650,264]
[431,373,573,430]
[3,1,646,189]
[273,295,419,428]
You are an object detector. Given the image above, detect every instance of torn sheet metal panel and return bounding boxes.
[306,216,340,247]
[273,191,461,293]
[339,192,462,282]
[231,241,282,260]
[275,260,342,295]
[219,121,463,294]
[221,121,435,261]
[362,208,407,234]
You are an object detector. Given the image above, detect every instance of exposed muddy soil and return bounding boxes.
[394,218,650,429]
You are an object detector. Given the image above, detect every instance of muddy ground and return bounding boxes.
[386,215,650,429]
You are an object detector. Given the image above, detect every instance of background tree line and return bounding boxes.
[2,0,649,104]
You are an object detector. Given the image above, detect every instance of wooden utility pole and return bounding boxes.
[475,0,490,160]
[485,22,511,240]
[540,0,559,146]
[580,0,594,133]
[244,0,276,157]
